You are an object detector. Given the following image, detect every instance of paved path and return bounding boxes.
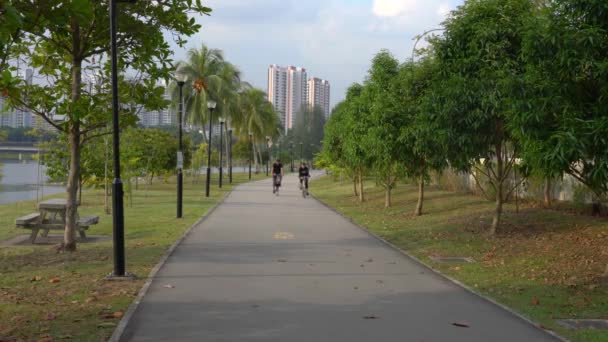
[120,173,560,342]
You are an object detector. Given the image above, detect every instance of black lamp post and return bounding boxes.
[290,143,294,172]
[248,132,253,180]
[205,100,216,198]
[265,136,270,176]
[299,142,303,163]
[108,0,137,279]
[228,129,233,184]
[175,70,187,219]
[219,119,224,188]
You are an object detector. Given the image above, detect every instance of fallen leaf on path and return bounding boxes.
[353,286,359,290]
[366,258,374,263]
[277,259,287,263]
[539,324,552,330]
[85,297,97,303]
[163,284,175,289]
[363,315,379,319]
[113,311,124,319]
[29,276,43,282]
[452,322,470,328]
[48,278,60,284]
[376,280,384,284]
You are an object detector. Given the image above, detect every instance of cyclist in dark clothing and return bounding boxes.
[298,162,310,192]
[272,159,283,194]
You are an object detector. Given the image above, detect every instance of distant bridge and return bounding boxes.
[0,142,40,153]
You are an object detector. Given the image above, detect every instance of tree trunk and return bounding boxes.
[385,187,391,208]
[79,178,83,205]
[353,176,359,197]
[358,170,364,202]
[490,140,505,235]
[64,127,80,251]
[414,175,424,216]
[543,177,552,208]
[63,24,82,252]
[385,173,392,208]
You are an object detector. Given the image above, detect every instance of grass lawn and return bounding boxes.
[0,173,267,342]
[311,175,608,342]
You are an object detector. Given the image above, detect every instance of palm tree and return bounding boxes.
[238,88,280,169]
[170,43,226,140]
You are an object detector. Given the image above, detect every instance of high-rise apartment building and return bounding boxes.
[268,64,307,133]
[307,78,330,119]
[0,69,34,129]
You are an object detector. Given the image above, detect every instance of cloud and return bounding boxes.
[372,0,418,17]
[175,0,461,107]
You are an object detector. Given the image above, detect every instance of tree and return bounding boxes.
[360,50,402,208]
[392,57,448,215]
[428,0,534,234]
[171,44,237,138]
[285,105,326,161]
[322,83,372,202]
[238,88,279,168]
[3,1,211,250]
[514,0,608,210]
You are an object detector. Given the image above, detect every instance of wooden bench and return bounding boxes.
[15,213,100,243]
[76,215,100,238]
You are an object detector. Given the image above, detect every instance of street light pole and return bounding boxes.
[228,129,233,184]
[205,100,216,198]
[300,142,303,163]
[290,143,294,172]
[265,136,270,176]
[108,0,133,278]
[219,120,224,188]
[176,79,185,218]
[248,132,253,180]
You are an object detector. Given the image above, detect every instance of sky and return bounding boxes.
[171,0,464,109]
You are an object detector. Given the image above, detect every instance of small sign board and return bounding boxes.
[177,151,183,169]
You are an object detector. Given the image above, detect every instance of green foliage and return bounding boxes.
[513,0,608,201]
[284,105,326,160]
[40,128,191,187]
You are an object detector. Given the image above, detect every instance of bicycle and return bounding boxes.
[299,176,309,198]
[273,174,282,196]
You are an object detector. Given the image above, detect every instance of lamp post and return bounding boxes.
[265,136,271,176]
[290,143,294,172]
[175,70,187,218]
[228,129,233,184]
[108,0,137,279]
[299,142,303,163]
[205,100,216,198]
[248,132,253,180]
[219,119,224,188]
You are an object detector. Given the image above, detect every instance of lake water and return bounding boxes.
[0,153,64,204]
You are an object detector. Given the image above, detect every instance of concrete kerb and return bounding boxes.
[108,189,233,342]
[309,193,569,342]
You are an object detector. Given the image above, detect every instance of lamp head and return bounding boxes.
[207,100,217,110]
[174,68,188,86]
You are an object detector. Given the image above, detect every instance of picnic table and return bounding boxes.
[15,199,99,243]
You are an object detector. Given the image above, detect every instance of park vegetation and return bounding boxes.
[0,3,280,251]
[321,0,608,235]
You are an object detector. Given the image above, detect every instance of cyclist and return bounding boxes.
[298,162,310,194]
[272,159,283,194]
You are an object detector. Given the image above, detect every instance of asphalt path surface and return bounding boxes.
[120,173,560,342]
